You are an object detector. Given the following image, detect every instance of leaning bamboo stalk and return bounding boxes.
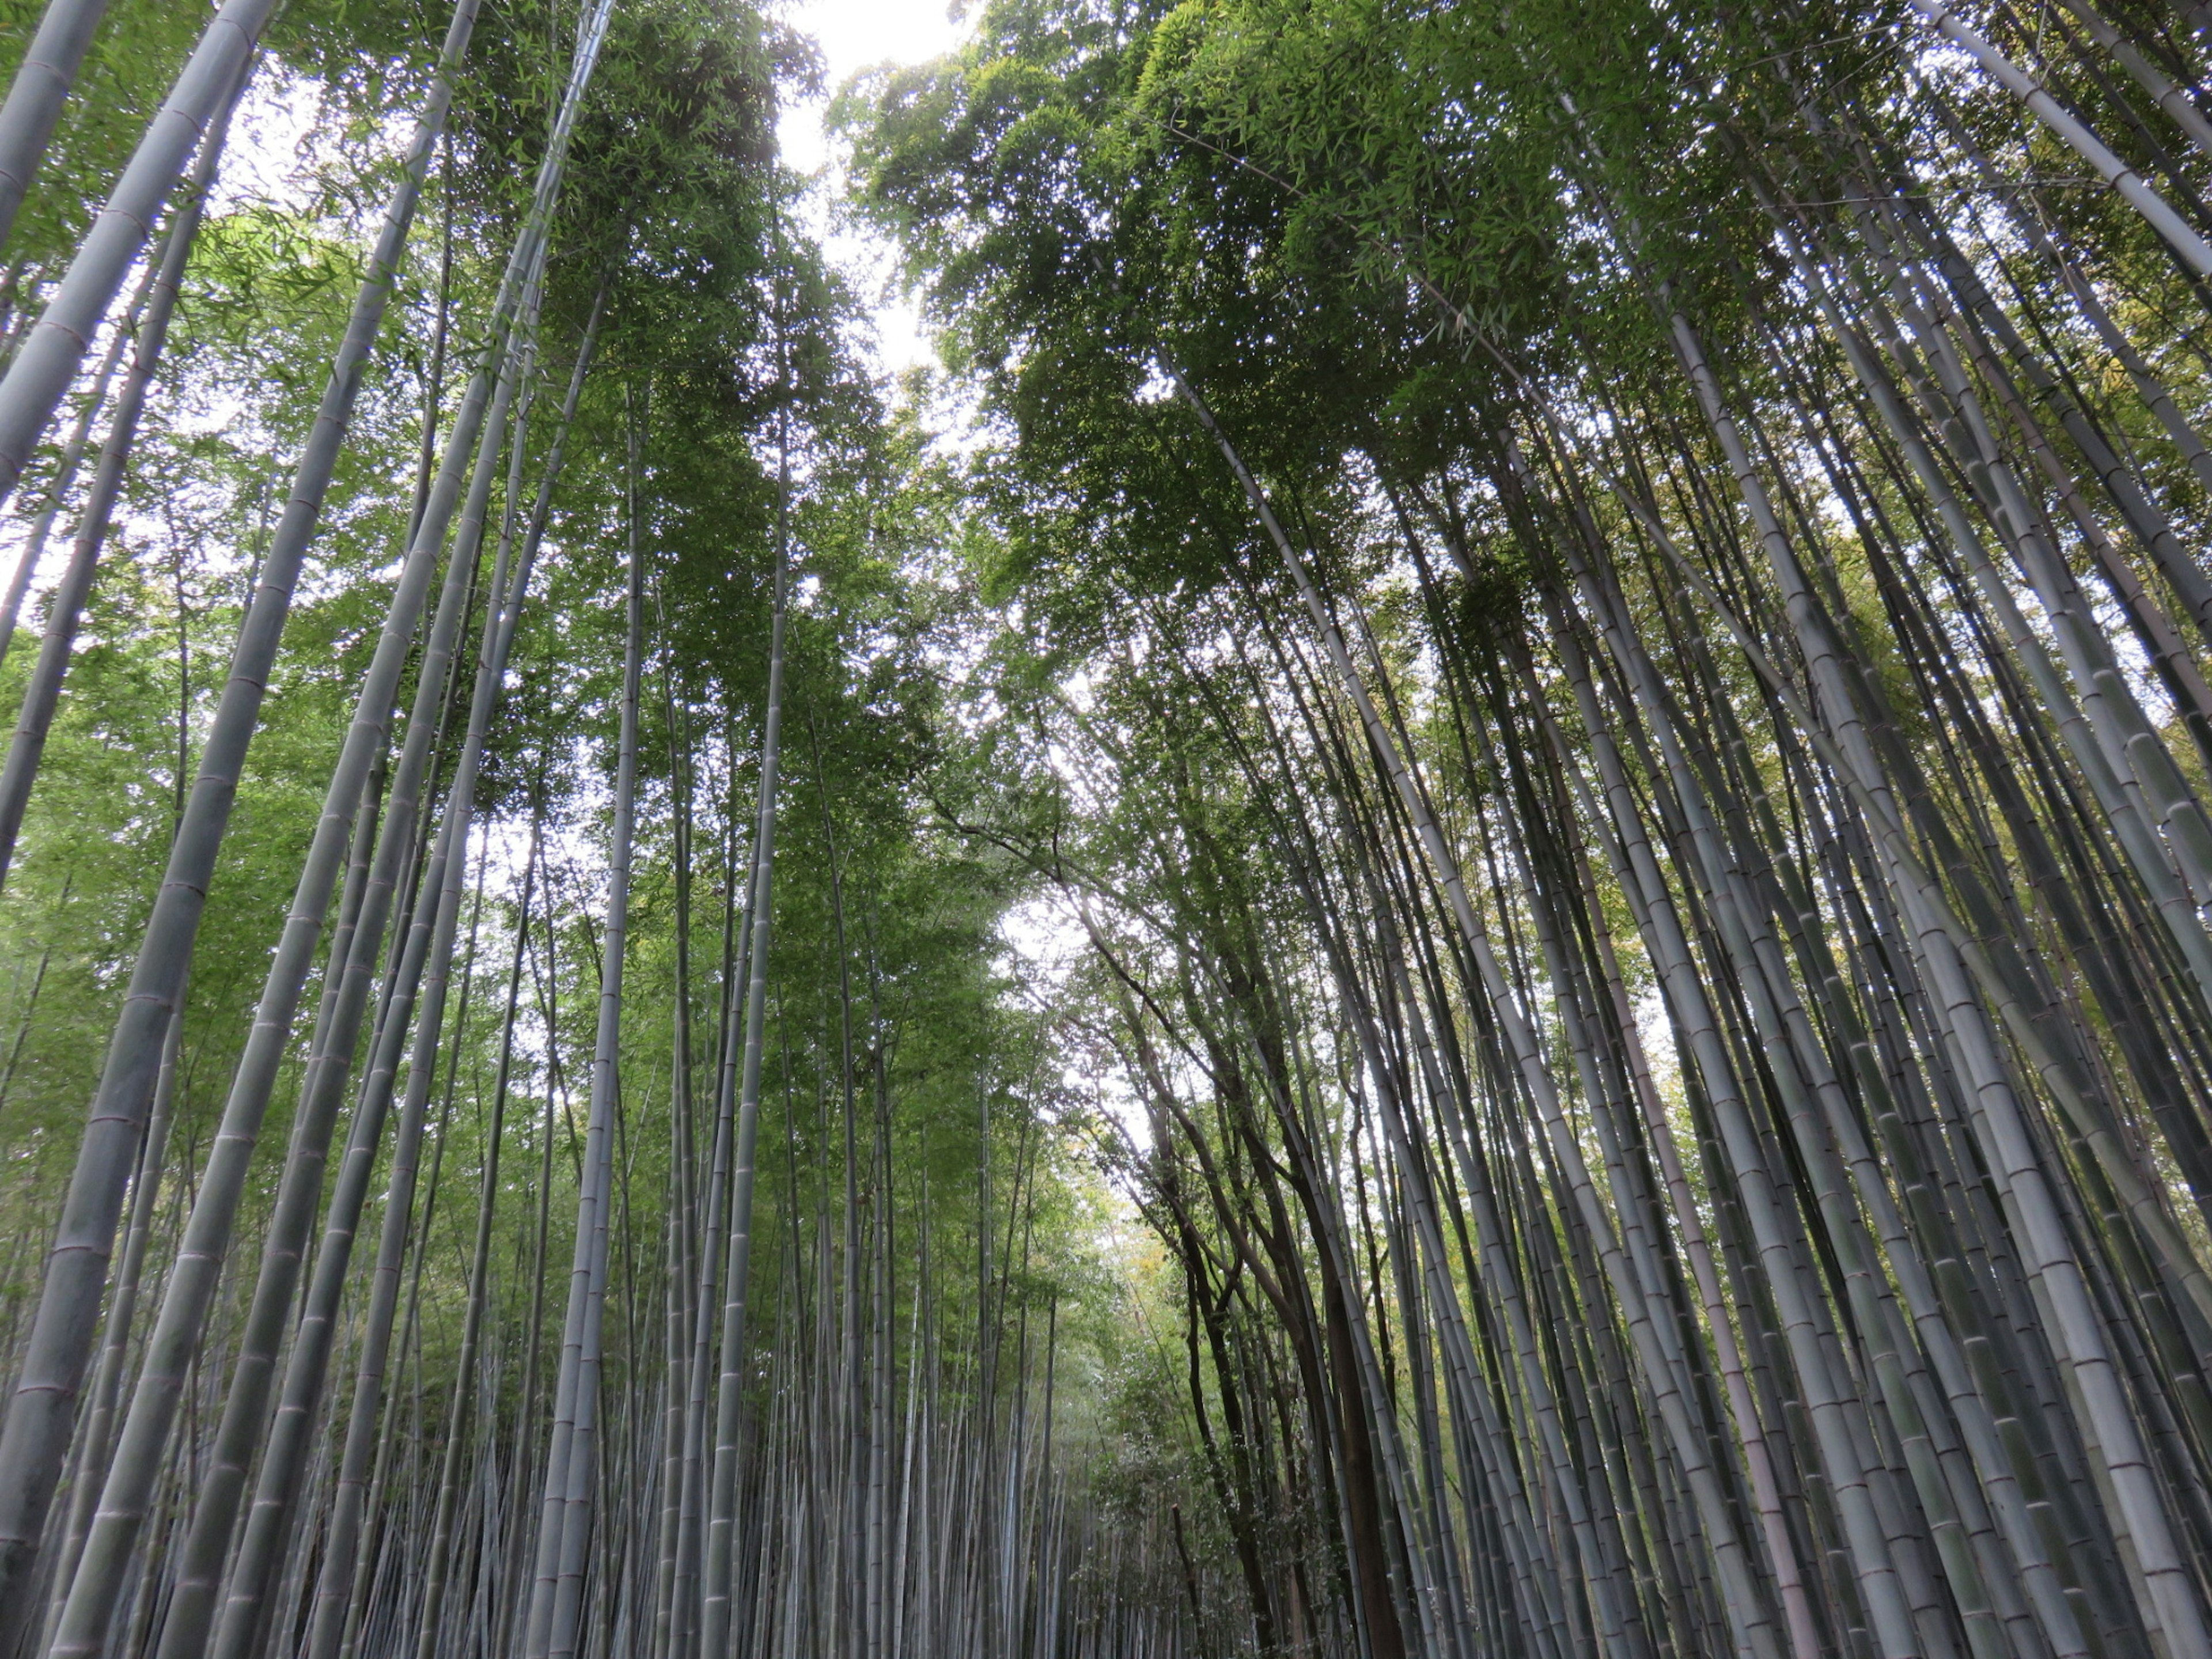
[0,240,155,688]
[35,960,185,1657]
[2045,0,2212,159]
[0,0,116,252]
[1291,785,1624,1659]
[1906,0,2212,280]
[1237,642,1584,1659]
[0,0,279,514]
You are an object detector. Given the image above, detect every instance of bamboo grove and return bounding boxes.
[19,0,2212,1658]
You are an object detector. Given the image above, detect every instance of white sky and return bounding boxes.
[777,0,973,376]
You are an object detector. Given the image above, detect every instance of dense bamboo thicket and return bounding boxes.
[11,1,2212,1659]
